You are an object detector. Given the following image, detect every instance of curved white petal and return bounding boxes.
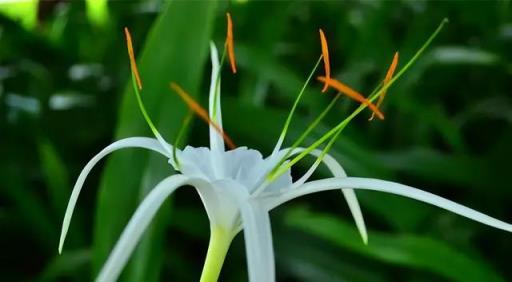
[266,177,512,233]
[96,174,204,282]
[153,131,175,162]
[196,178,241,230]
[271,148,367,244]
[59,137,173,254]
[305,150,367,244]
[222,180,275,282]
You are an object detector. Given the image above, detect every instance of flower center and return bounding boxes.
[177,146,292,193]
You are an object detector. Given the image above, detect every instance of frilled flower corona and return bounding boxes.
[59,15,511,282]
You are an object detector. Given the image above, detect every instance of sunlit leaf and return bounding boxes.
[39,139,69,216]
[86,0,109,27]
[0,0,38,30]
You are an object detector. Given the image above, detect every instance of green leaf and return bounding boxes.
[277,231,388,282]
[285,207,504,282]
[0,162,56,253]
[38,139,70,216]
[39,249,91,282]
[0,0,38,30]
[86,0,109,28]
[92,2,217,281]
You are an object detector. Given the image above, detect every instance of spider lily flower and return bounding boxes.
[58,17,512,282]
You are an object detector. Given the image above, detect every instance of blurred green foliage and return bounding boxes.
[1,1,511,281]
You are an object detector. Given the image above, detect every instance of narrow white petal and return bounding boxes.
[153,131,175,164]
[270,135,285,159]
[267,177,512,233]
[277,148,367,244]
[208,43,224,150]
[240,200,275,282]
[96,175,204,282]
[310,152,367,244]
[222,180,276,282]
[208,42,225,179]
[59,137,173,254]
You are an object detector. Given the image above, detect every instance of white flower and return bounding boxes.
[59,23,512,282]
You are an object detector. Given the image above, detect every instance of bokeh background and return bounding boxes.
[1,1,511,281]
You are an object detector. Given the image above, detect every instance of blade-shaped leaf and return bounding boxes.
[92,2,217,281]
[285,206,504,282]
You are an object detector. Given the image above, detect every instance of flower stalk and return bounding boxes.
[200,226,234,282]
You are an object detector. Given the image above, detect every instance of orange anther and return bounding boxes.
[318,76,384,120]
[226,13,237,74]
[124,27,143,90]
[170,82,236,149]
[370,52,399,121]
[319,29,330,93]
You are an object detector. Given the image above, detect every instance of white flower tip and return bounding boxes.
[362,234,368,245]
[209,41,217,51]
[357,222,368,245]
[209,42,219,64]
[58,209,73,255]
[355,227,368,245]
[58,240,63,254]
[58,228,67,254]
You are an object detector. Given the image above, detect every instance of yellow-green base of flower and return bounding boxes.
[200,226,234,282]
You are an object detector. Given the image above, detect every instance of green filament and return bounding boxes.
[269,93,341,177]
[130,73,161,138]
[172,112,194,170]
[274,56,323,149]
[268,18,449,181]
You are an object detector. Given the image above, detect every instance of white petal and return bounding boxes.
[196,179,241,230]
[208,42,225,179]
[59,137,173,254]
[223,181,275,282]
[273,148,368,244]
[96,174,200,282]
[225,147,290,193]
[267,177,512,233]
[153,131,175,162]
[240,200,275,282]
[208,42,223,132]
[208,43,224,147]
[179,146,292,194]
[179,146,215,180]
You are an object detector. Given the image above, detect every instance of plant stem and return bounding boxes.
[199,226,233,282]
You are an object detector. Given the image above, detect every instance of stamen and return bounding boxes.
[319,29,330,93]
[267,93,341,182]
[124,27,171,159]
[173,112,194,170]
[269,18,449,181]
[369,51,399,121]
[124,27,142,90]
[170,82,236,149]
[271,56,323,157]
[225,13,237,74]
[318,76,384,120]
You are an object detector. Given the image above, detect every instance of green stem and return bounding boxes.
[200,226,234,282]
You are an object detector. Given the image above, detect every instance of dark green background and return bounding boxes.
[1,1,511,281]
